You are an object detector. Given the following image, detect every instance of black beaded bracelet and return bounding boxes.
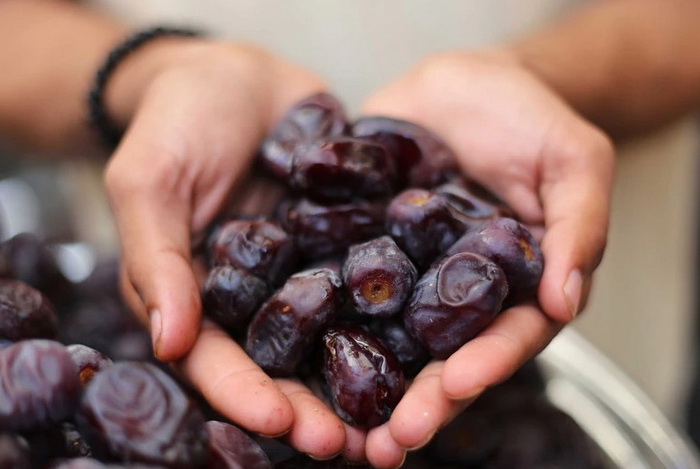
[87,26,201,148]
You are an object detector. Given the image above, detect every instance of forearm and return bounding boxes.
[0,0,197,155]
[510,0,700,139]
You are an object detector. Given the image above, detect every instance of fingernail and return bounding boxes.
[150,309,162,358]
[307,450,343,461]
[563,270,582,319]
[404,430,436,451]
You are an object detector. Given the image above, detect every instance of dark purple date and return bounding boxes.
[207,219,297,286]
[321,325,405,428]
[0,279,58,342]
[66,344,113,386]
[202,265,269,332]
[76,362,210,468]
[277,198,386,260]
[246,268,342,376]
[0,340,81,431]
[258,93,348,180]
[289,137,395,202]
[342,236,417,318]
[385,188,463,270]
[351,115,457,188]
[206,420,272,469]
[447,217,544,304]
[403,252,508,358]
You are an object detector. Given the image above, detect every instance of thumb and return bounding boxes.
[105,139,203,362]
[536,126,615,323]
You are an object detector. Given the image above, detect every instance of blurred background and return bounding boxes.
[1,0,698,455]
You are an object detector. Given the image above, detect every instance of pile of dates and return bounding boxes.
[203,92,545,427]
[0,93,610,468]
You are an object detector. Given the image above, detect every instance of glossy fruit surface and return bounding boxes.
[321,325,405,427]
[246,268,342,376]
[342,236,416,318]
[403,252,508,358]
[289,137,395,203]
[447,217,544,303]
[385,188,463,270]
[351,116,457,188]
[207,219,297,286]
[202,265,269,331]
[277,198,385,260]
[258,93,348,180]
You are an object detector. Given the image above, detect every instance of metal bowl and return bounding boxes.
[538,328,700,469]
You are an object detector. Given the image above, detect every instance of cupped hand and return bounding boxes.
[360,50,615,468]
[103,40,358,459]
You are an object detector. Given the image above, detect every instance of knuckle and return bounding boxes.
[104,150,192,201]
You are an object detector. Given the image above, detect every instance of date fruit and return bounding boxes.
[207,219,297,286]
[385,188,463,270]
[66,344,113,386]
[0,339,81,431]
[342,236,417,318]
[447,217,544,303]
[258,93,348,180]
[0,279,58,342]
[246,268,342,376]
[76,362,210,468]
[403,252,508,358]
[289,137,395,202]
[321,325,405,428]
[277,198,385,260]
[202,265,269,331]
[351,116,458,188]
[206,420,272,469]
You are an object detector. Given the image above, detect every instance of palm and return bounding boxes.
[360,51,614,468]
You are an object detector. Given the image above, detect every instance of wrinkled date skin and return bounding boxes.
[246,268,342,376]
[403,252,508,359]
[0,340,81,432]
[369,318,430,378]
[385,188,463,270]
[289,137,395,203]
[0,279,58,342]
[258,93,348,180]
[277,198,386,260]
[434,179,514,231]
[321,325,405,428]
[76,362,210,468]
[351,116,458,188]
[342,236,417,318]
[447,217,544,304]
[207,219,298,286]
[206,420,272,469]
[201,265,269,332]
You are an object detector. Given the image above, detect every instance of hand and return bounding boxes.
[359,50,615,468]
[103,40,362,460]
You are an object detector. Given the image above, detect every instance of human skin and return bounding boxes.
[2,0,700,467]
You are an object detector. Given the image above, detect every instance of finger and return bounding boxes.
[365,423,406,469]
[274,379,346,460]
[105,141,201,362]
[537,126,615,322]
[441,303,562,400]
[176,323,295,437]
[342,425,368,463]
